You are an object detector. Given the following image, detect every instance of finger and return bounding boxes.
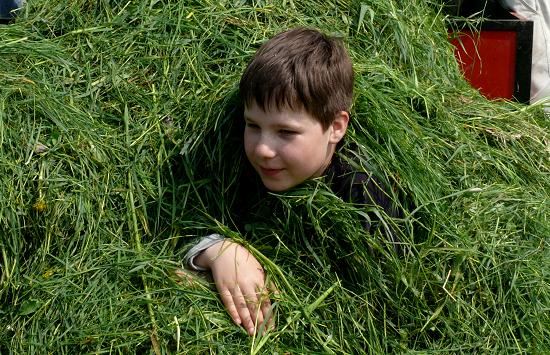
[258,297,272,335]
[260,292,271,315]
[246,292,263,332]
[260,289,273,334]
[174,268,199,288]
[265,282,278,331]
[250,300,263,335]
[232,286,256,335]
[219,287,241,326]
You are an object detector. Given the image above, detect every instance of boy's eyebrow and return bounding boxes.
[243,114,254,121]
[243,113,302,130]
[272,122,301,130]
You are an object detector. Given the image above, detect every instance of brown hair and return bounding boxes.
[239,28,354,130]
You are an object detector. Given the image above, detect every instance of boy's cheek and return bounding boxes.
[244,145,255,166]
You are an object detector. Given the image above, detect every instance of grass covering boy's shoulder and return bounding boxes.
[0,0,548,353]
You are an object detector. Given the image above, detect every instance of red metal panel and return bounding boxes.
[451,30,517,100]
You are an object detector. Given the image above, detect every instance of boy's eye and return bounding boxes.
[245,122,260,129]
[279,129,297,136]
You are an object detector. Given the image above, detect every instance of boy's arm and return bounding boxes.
[192,238,273,336]
[359,174,403,243]
[336,170,403,245]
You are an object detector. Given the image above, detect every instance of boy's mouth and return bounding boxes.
[259,167,283,177]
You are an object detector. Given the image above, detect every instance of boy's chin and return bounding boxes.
[261,179,297,192]
[263,183,290,192]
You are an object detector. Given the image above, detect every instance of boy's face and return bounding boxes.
[244,102,348,191]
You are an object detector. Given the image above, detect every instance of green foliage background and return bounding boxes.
[1,0,549,353]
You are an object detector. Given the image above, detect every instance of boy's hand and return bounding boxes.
[195,240,273,336]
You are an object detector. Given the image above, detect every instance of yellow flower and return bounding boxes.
[33,200,47,212]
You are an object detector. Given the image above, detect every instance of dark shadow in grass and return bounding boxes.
[153,91,264,254]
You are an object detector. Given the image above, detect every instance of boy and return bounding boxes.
[184,28,402,336]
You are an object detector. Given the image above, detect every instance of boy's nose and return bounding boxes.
[255,137,277,159]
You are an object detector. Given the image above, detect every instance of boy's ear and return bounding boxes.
[329,111,349,143]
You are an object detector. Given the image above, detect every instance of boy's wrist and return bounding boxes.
[196,240,242,270]
[194,242,221,269]
[184,234,226,271]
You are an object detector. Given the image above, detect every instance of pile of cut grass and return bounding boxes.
[1,0,549,353]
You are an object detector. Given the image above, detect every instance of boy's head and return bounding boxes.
[240,27,354,130]
[240,28,354,191]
